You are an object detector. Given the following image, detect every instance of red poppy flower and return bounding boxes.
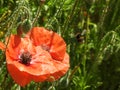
[0,27,69,86]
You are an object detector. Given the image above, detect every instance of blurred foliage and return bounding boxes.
[0,0,120,90]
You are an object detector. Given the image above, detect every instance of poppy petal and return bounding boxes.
[7,63,31,86]
[29,27,66,61]
[6,35,36,62]
[6,46,49,85]
[47,53,70,81]
[28,52,69,82]
[6,35,21,60]
[49,32,66,61]
[7,45,69,84]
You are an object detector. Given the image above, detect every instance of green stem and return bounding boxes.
[32,5,41,27]
[62,0,79,34]
[45,0,65,28]
[19,6,31,20]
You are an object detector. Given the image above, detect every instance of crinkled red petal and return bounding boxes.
[7,63,31,86]
[29,27,66,61]
[6,35,21,60]
[7,51,69,86]
[47,53,69,81]
[7,44,69,86]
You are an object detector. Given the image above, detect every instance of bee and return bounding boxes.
[75,29,86,43]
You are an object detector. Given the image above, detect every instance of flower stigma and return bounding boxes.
[19,51,32,65]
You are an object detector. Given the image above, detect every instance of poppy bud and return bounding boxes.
[22,19,32,34]
[17,24,23,36]
[17,19,32,36]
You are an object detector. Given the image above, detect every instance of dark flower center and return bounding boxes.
[19,51,32,65]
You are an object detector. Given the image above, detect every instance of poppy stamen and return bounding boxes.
[19,51,32,65]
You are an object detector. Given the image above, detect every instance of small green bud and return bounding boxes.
[22,19,32,34]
